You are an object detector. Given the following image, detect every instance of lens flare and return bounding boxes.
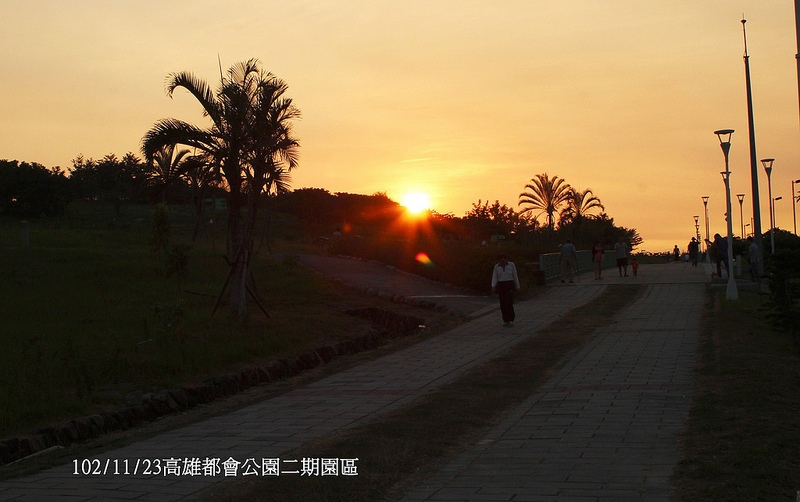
[415,252,435,267]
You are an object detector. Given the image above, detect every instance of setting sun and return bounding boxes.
[400,191,431,214]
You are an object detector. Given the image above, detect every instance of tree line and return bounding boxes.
[2,58,640,308]
[0,154,223,219]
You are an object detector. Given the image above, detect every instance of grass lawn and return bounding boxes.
[0,206,442,439]
[671,289,800,500]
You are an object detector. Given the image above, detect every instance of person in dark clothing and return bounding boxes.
[707,233,729,277]
[688,237,699,267]
[491,254,520,327]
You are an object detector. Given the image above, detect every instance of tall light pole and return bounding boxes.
[793,178,800,235]
[742,18,764,255]
[694,215,701,265]
[702,196,710,262]
[761,158,775,253]
[736,194,745,239]
[715,129,738,300]
[774,196,783,231]
[795,0,800,127]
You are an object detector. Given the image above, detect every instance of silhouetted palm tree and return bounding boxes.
[559,187,604,225]
[148,143,192,203]
[247,79,300,255]
[518,173,571,232]
[142,59,300,320]
[245,74,300,229]
[559,187,604,247]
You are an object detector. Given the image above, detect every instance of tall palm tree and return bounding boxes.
[244,74,300,233]
[559,187,604,225]
[148,143,192,203]
[142,59,300,320]
[246,76,300,255]
[518,173,571,231]
[559,187,604,247]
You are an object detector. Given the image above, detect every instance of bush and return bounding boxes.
[763,230,800,354]
[150,204,170,252]
[164,243,190,277]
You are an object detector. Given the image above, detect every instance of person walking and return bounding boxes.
[591,240,604,280]
[707,233,729,278]
[688,237,699,267]
[747,236,762,283]
[559,239,578,283]
[491,254,520,327]
[614,237,629,277]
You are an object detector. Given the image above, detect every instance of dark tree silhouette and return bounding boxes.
[141,59,300,320]
[518,173,571,232]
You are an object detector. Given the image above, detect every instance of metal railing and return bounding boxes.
[539,250,619,282]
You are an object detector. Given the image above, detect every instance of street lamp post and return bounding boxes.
[774,196,783,231]
[715,129,738,300]
[737,193,745,238]
[742,18,764,254]
[761,158,776,253]
[745,223,751,237]
[793,178,800,235]
[702,196,710,262]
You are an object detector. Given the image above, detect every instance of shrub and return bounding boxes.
[165,243,190,277]
[151,203,171,253]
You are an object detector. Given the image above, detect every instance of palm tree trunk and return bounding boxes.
[225,174,249,322]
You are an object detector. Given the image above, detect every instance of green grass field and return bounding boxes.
[0,202,374,437]
[671,289,800,500]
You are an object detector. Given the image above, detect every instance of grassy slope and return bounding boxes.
[0,209,421,438]
[671,289,800,501]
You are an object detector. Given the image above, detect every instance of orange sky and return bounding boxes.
[2,1,800,252]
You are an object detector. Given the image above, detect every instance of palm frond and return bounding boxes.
[141,118,215,160]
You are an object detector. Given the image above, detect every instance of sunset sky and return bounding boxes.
[2,1,800,252]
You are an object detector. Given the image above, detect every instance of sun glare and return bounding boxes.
[401,192,431,214]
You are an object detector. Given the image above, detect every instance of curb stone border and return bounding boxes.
[0,309,423,467]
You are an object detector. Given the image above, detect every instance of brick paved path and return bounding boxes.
[402,271,706,501]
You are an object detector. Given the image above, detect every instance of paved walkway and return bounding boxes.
[403,263,707,501]
[0,261,710,501]
[299,254,498,317]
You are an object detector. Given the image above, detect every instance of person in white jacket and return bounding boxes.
[491,254,521,327]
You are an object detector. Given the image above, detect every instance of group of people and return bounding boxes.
[490,237,638,328]
[685,234,762,283]
[491,232,766,328]
[557,237,638,282]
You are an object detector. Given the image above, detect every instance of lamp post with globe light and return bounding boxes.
[737,194,745,238]
[715,129,738,300]
[761,158,776,253]
[693,215,701,265]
